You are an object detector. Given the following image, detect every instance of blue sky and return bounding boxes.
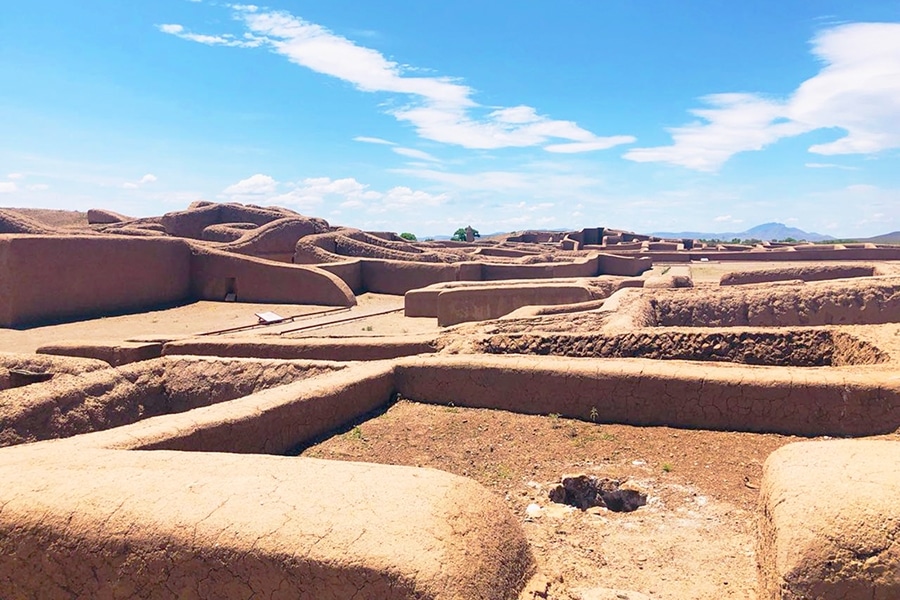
[1,1,898,237]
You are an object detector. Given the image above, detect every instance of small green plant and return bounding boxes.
[494,464,512,480]
[548,413,562,428]
[589,406,598,422]
[601,432,617,442]
[345,426,365,441]
[443,401,459,413]
[399,232,417,241]
[662,462,673,473]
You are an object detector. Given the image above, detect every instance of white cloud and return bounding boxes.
[714,215,733,222]
[159,7,634,153]
[121,173,159,190]
[624,22,900,170]
[353,136,396,145]
[392,147,441,162]
[805,162,859,170]
[545,138,637,153]
[0,182,17,193]
[7,173,24,180]
[222,173,278,195]
[220,174,447,214]
[157,23,263,48]
[26,184,50,191]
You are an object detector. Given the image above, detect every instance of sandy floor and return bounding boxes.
[0,294,441,353]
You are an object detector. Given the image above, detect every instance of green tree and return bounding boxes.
[451,226,480,241]
[399,232,417,241]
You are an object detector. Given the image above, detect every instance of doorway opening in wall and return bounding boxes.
[224,277,237,302]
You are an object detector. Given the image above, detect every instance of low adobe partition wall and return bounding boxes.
[650,278,900,327]
[477,328,888,367]
[719,264,877,285]
[0,361,534,600]
[394,355,900,437]
[613,247,900,262]
[0,356,345,447]
[404,276,642,319]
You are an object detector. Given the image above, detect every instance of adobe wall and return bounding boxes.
[612,247,900,262]
[597,252,652,276]
[757,440,900,599]
[0,444,533,600]
[548,255,600,278]
[477,329,887,367]
[0,235,192,328]
[482,263,554,280]
[223,217,325,262]
[720,264,876,285]
[652,279,900,327]
[163,335,438,361]
[360,259,459,295]
[318,259,364,294]
[404,276,630,318]
[0,356,343,447]
[436,284,594,326]
[394,355,900,436]
[190,247,356,307]
[160,202,292,239]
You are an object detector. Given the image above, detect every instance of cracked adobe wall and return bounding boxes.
[0,362,535,600]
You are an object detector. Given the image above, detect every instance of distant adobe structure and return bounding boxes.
[0,201,655,326]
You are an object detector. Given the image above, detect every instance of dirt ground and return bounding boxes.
[0,294,428,353]
[300,400,899,600]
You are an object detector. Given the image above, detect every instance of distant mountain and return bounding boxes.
[859,231,900,244]
[651,222,834,243]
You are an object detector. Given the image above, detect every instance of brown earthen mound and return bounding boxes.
[87,208,133,224]
[200,222,259,242]
[223,216,329,260]
[0,208,61,234]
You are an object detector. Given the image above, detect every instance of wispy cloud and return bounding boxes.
[157,23,263,48]
[805,162,859,170]
[625,22,900,170]
[0,182,17,193]
[159,7,634,153]
[7,173,24,180]
[392,147,441,163]
[353,136,396,145]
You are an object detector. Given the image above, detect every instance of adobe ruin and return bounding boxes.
[0,201,898,599]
